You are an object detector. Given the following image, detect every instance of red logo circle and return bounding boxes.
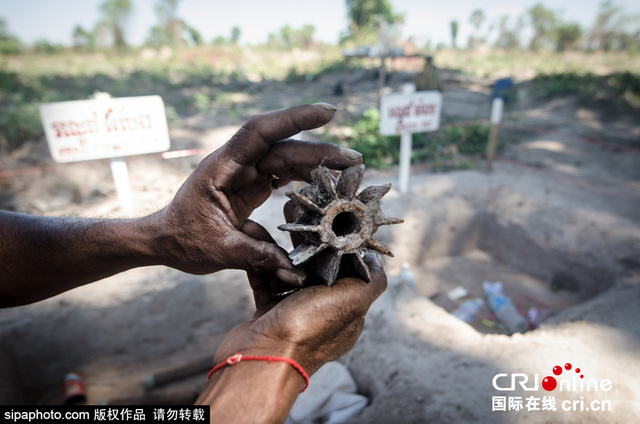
[542,376,557,391]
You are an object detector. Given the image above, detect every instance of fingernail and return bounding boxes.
[276,268,305,287]
[340,147,362,160]
[312,102,338,112]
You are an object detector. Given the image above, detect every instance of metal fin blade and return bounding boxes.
[277,223,320,233]
[285,191,326,215]
[357,183,391,204]
[376,216,404,226]
[289,243,328,266]
[337,164,365,201]
[344,253,372,282]
[313,166,339,200]
[366,239,394,257]
[307,248,343,286]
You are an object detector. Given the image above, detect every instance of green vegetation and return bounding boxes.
[526,3,560,51]
[343,0,404,43]
[0,18,21,54]
[556,22,583,52]
[1,0,639,161]
[0,59,245,150]
[450,20,459,49]
[533,71,640,110]
[463,0,640,53]
[413,123,490,171]
[434,49,640,78]
[338,109,490,170]
[341,108,400,169]
[419,123,490,155]
[266,25,317,50]
[2,45,638,155]
[97,0,133,51]
[0,100,42,150]
[146,0,202,48]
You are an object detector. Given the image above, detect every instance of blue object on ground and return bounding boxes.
[492,78,514,102]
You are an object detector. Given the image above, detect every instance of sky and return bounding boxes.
[1,0,639,48]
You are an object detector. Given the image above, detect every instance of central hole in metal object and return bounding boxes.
[332,211,361,237]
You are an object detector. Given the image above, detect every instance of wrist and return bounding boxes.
[145,205,214,273]
[137,207,190,270]
[98,214,164,268]
[197,353,305,423]
[207,353,309,392]
[216,321,326,378]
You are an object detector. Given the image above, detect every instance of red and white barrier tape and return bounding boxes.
[0,148,209,178]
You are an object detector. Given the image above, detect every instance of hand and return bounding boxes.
[153,103,363,285]
[214,219,387,376]
[196,214,387,423]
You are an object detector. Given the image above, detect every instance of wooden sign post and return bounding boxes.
[40,95,171,215]
[380,84,443,194]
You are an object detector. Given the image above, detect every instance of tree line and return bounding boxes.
[0,0,322,54]
[453,0,640,52]
[0,0,638,54]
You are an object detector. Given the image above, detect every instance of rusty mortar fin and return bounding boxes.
[278,164,404,286]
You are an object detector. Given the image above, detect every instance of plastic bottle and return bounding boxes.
[483,282,528,333]
[63,372,86,405]
[399,262,415,291]
[451,298,484,324]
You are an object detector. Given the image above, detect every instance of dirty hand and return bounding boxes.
[154,103,363,285]
[196,220,387,422]
[227,220,387,373]
[221,206,387,375]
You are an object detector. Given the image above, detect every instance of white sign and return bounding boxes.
[379,90,443,136]
[40,95,170,163]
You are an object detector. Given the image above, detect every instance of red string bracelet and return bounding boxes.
[207,353,309,393]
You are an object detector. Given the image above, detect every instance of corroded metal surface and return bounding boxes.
[278,164,404,286]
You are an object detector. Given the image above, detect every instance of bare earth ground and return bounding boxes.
[1,69,639,423]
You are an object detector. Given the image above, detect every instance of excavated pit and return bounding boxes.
[374,176,635,337]
[340,171,640,423]
[404,210,593,335]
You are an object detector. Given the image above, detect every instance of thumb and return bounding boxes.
[238,220,306,287]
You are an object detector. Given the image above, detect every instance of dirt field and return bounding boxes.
[1,66,639,423]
